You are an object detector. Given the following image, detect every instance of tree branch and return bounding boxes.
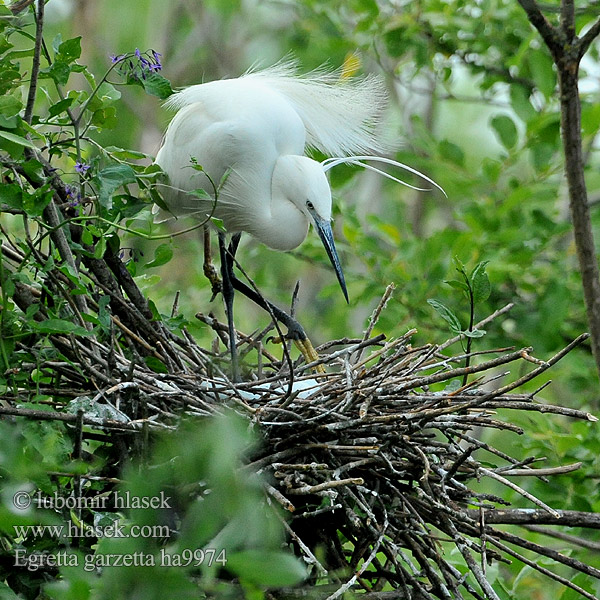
[518,0,600,381]
[578,16,600,58]
[516,0,563,59]
[559,0,576,42]
[468,508,600,528]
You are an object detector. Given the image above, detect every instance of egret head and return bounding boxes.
[272,155,348,303]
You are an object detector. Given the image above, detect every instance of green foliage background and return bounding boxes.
[1,0,600,598]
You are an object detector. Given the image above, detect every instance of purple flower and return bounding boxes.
[65,184,81,207]
[75,161,90,174]
[111,48,163,80]
[151,50,162,71]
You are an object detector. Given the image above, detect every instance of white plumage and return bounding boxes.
[154,61,443,378]
[155,62,386,284]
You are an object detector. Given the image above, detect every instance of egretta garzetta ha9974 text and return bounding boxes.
[155,61,443,380]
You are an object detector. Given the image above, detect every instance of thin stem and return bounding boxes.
[74,54,134,130]
[462,280,475,387]
[23,0,44,125]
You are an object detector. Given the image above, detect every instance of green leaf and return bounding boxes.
[144,356,168,373]
[98,295,112,329]
[427,299,462,333]
[384,25,409,57]
[463,328,486,338]
[452,256,467,276]
[0,184,23,210]
[528,49,556,99]
[48,97,74,118]
[51,33,63,54]
[95,81,121,104]
[471,261,491,303]
[31,319,91,336]
[438,139,465,166]
[509,85,536,123]
[226,550,307,587]
[94,164,137,209]
[0,130,36,149]
[0,95,22,118]
[444,279,469,293]
[93,236,107,259]
[41,61,72,86]
[105,146,148,160]
[490,115,518,150]
[581,101,600,136]
[91,105,117,129]
[146,243,173,268]
[139,72,174,100]
[56,36,82,64]
[211,217,226,232]
[22,185,53,217]
[530,142,556,173]
[128,72,174,100]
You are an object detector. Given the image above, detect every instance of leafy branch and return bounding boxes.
[428,259,491,386]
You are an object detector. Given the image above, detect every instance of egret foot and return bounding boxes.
[294,337,326,375]
[270,328,326,374]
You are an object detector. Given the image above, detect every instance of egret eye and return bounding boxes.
[306,200,315,210]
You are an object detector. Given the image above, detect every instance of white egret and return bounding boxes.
[155,61,442,379]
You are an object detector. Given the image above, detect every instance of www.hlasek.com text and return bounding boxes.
[14,520,170,540]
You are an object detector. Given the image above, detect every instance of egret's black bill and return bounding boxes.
[312,215,348,303]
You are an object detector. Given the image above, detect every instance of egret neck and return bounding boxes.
[266,155,347,301]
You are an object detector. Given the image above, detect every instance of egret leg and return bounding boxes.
[218,232,240,382]
[223,234,324,373]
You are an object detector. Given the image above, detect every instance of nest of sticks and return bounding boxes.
[3,214,600,598]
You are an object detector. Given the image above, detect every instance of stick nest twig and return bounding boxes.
[2,212,599,598]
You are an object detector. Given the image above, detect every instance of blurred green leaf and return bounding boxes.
[463,328,486,338]
[528,48,556,98]
[438,139,465,166]
[490,115,518,149]
[226,550,307,587]
[444,279,469,294]
[509,85,537,123]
